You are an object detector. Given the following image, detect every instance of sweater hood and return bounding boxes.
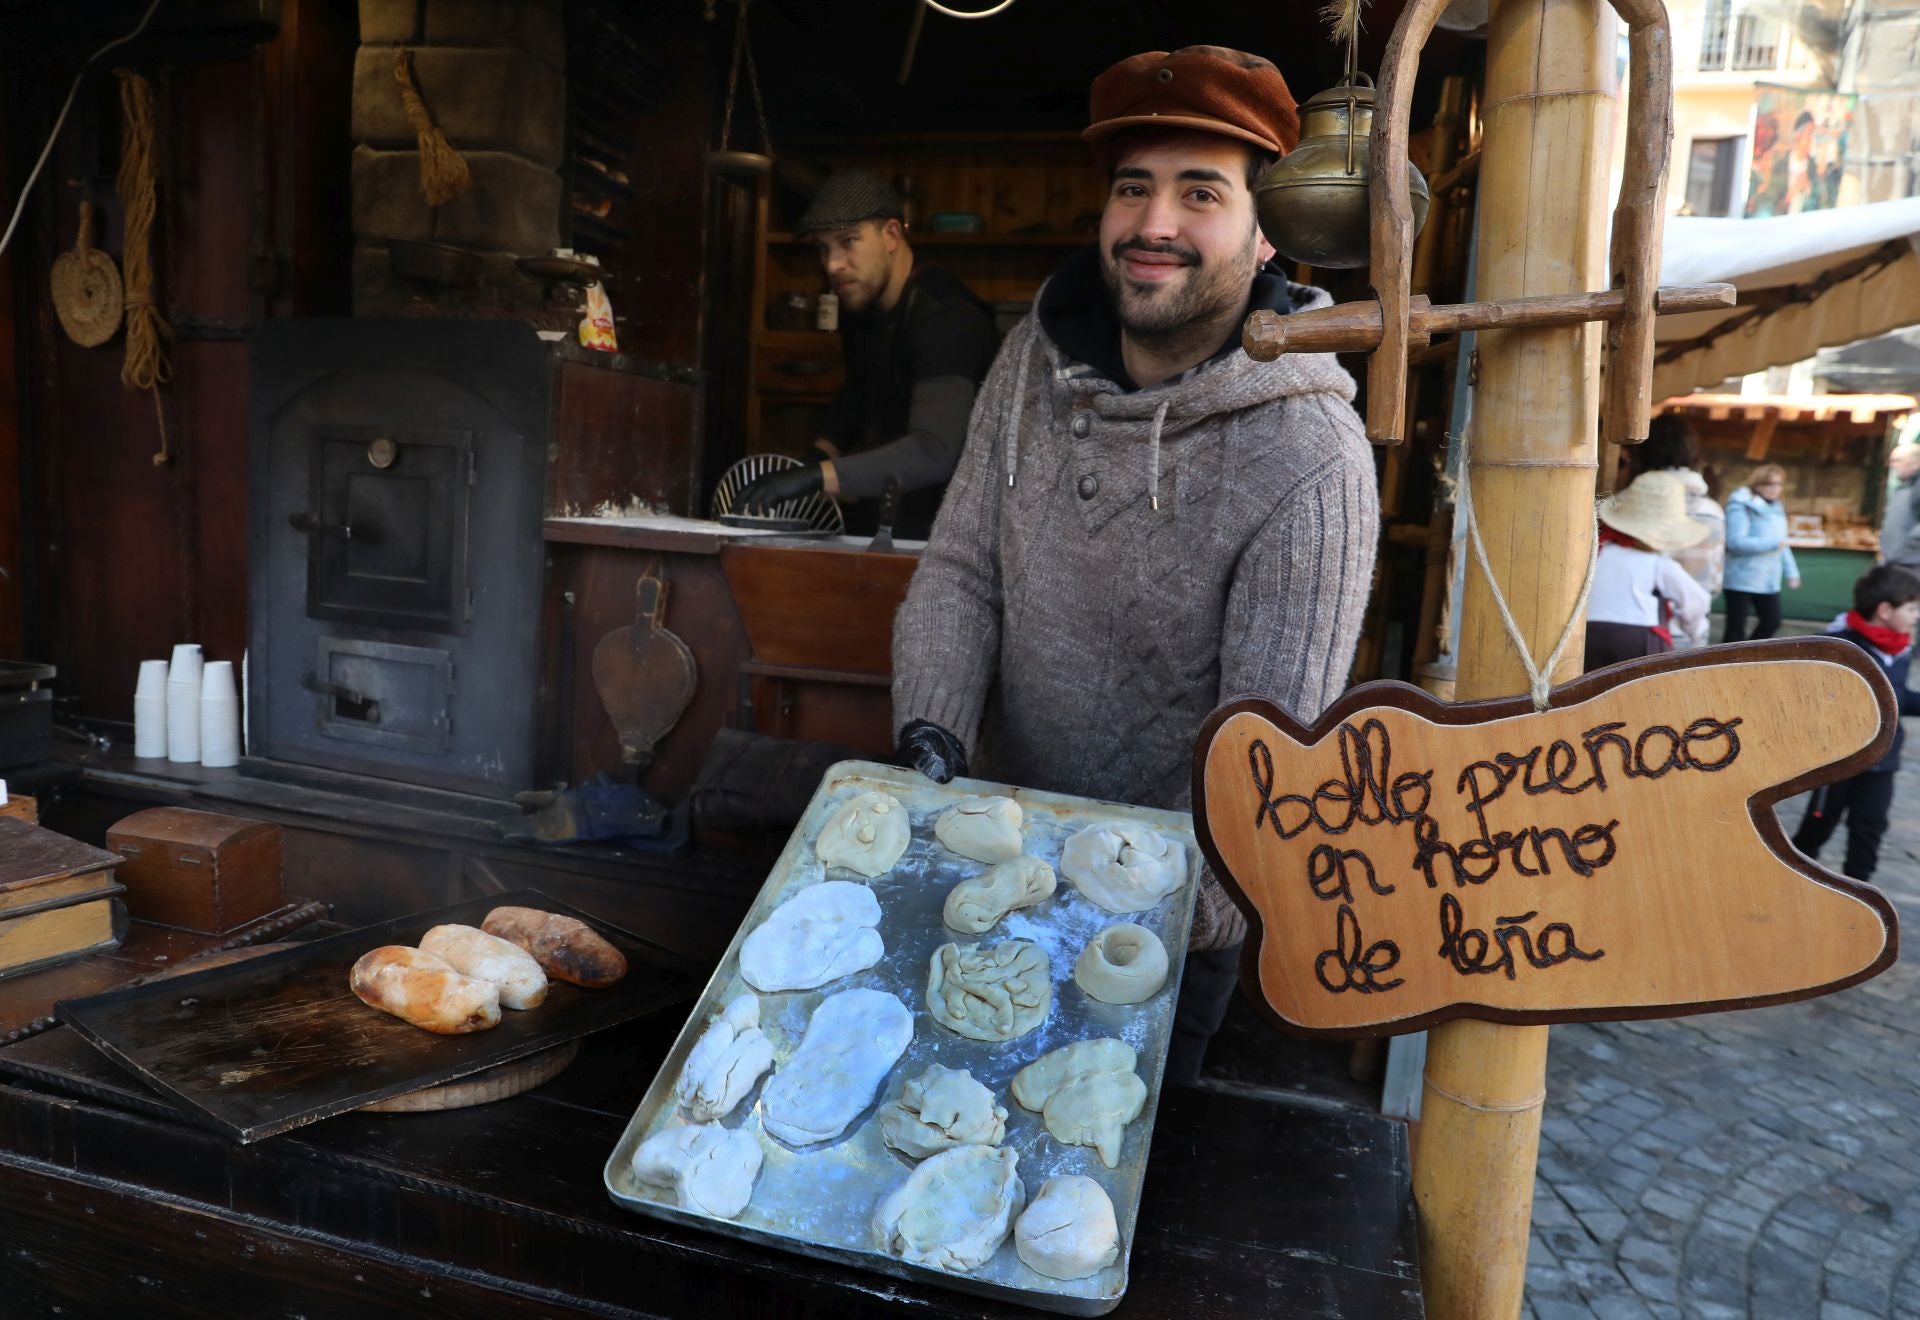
[999,247,1357,505]
[1727,486,1775,513]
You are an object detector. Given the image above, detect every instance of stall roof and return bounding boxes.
[1652,197,1920,403]
[1659,392,1918,426]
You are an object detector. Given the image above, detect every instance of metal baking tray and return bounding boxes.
[603,761,1202,1315]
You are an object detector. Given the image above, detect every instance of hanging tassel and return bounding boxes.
[394,49,472,207]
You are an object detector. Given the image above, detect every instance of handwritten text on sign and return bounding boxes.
[1194,645,1899,1036]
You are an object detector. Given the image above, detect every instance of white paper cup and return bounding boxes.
[134,694,169,758]
[167,679,201,763]
[169,643,203,681]
[200,661,236,703]
[135,659,169,699]
[199,699,240,767]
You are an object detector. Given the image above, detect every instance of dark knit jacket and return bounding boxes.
[891,263,1380,950]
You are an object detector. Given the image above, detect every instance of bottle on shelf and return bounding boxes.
[815,290,840,332]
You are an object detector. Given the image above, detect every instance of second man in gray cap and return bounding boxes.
[738,169,1000,538]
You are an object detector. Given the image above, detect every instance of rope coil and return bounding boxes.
[1453,426,1599,711]
[115,68,172,466]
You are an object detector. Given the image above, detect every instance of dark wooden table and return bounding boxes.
[0,1005,1423,1317]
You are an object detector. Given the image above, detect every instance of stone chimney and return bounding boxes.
[351,0,567,314]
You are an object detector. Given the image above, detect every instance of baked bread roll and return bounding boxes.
[350,945,501,1034]
[481,906,628,987]
[419,923,549,1009]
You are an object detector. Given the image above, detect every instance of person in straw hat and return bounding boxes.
[1585,470,1713,670]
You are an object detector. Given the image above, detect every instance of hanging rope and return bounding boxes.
[718,0,773,155]
[116,68,173,466]
[394,49,472,206]
[1452,426,1600,712]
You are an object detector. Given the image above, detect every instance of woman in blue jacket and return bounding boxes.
[1721,462,1800,641]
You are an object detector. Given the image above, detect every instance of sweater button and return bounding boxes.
[1071,412,1092,439]
[1078,475,1099,500]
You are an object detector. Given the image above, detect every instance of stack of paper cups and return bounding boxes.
[167,644,203,763]
[133,660,170,758]
[199,662,241,768]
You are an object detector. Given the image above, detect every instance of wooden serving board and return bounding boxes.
[55,889,700,1142]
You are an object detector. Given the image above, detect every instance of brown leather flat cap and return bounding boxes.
[1085,46,1300,163]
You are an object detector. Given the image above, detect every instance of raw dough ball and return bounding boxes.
[934,795,1024,864]
[816,791,911,877]
[927,940,1052,1042]
[1044,1071,1148,1168]
[873,1143,1025,1274]
[1011,1038,1136,1112]
[1015,1175,1121,1280]
[675,994,775,1122]
[878,1064,1008,1159]
[1012,1038,1145,1167]
[943,856,1056,935]
[760,988,913,1146]
[1059,823,1186,914]
[739,880,884,992]
[631,1122,763,1219]
[1073,923,1170,1005]
[418,923,549,1009]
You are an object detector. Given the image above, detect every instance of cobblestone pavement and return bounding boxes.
[1523,721,1920,1319]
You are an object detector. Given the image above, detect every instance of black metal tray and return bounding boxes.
[57,889,700,1142]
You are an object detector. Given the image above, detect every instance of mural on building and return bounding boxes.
[1746,84,1857,215]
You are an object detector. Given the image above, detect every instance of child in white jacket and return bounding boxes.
[1585,471,1713,670]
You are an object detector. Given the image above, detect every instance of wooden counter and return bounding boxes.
[0,1013,1422,1318]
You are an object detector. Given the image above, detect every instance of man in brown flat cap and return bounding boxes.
[891,46,1379,1082]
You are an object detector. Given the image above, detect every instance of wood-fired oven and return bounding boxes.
[247,320,549,799]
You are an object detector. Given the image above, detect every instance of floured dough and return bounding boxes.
[760,987,913,1145]
[631,1122,763,1219]
[873,1144,1025,1273]
[1012,1038,1146,1167]
[1015,1175,1121,1280]
[934,795,1024,864]
[1044,1071,1148,1168]
[815,791,911,876]
[1011,1038,1136,1111]
[739,880,884,992]
[943,856,1056,934]
[878,1064,1008,1159]
[1073,923,1170,1005]
[1059,823,1187,914]
[675,994,775,1122]
[927,940,1052,1042]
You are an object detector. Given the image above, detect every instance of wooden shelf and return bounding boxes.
[767,231,1088,248]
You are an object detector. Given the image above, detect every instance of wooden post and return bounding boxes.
[1413,0,1616,1314]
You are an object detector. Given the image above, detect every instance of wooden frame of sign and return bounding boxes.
[1193,638,1901,1039]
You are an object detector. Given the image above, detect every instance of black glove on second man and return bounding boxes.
[736,462,824,514]
[898,719,968,784]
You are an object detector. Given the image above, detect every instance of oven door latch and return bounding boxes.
[288,511,353,540]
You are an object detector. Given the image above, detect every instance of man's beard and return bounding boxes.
[1100,229,1258,355]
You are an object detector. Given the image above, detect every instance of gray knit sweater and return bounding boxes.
[892,285,1380,950]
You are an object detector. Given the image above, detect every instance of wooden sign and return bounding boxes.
[1193,640,1901,1038]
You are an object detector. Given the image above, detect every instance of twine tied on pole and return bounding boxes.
[115,68,173,466]
[1453,426,1599,711]
[394,49,472,207]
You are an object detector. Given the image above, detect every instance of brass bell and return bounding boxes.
[1255,74,1430,269]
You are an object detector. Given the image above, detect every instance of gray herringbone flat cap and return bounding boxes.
[795,169,904,235]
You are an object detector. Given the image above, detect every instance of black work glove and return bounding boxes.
[737,463,824,514]
[898,719,968,784]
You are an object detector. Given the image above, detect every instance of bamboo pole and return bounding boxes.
[1412,0,1616,1314]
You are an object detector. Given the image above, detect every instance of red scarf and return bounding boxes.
[1597,525,1647,551]
[1846,610,1911,658]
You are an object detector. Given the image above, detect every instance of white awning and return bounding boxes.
[1651,196,1920,403]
